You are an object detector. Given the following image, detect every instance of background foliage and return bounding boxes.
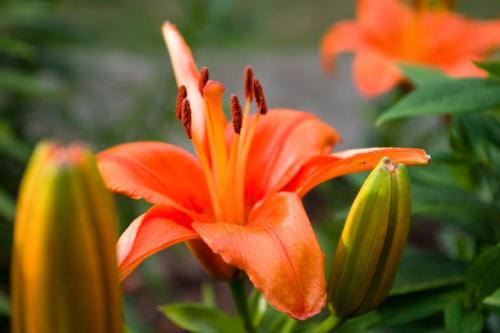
[0,0,499,332]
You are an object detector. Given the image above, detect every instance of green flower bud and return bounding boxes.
[11,142,123,333]
[328,157,411,319]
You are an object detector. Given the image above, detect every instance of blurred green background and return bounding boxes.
[1,0,499,332]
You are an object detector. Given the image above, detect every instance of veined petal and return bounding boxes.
[320,21,363,72]
[98,141,211,220]
[245,109,340,206]
[194,192,326,320]
[353,51,403,97]
[162,22,206,143]
[285,147,430,197]
[118,205,199,280]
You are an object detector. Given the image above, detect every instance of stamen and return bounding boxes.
[230,94,243,134]
[199,67,210,94]
[243,65,254,100]
[181,99,192,139]
[253,80,268,115]
[258,98,268,115]
[175,85,187,120]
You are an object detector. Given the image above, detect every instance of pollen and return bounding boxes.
[253,80,268,115]
[230,94,243,134]
[175,85,187,120]
[199,67,210,94]
[181,98,192,139]
[243,65,254,100]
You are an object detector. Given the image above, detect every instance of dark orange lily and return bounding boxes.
[97,22,430,320]
[321,0,500,97]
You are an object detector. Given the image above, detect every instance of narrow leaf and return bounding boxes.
[160,303,245,333]
[474,61,500,79]
[338,287,462,331]
[466,245,500,305]
[445,301,485,333]
[0,188,15,221]
[391,249,466,296]
[398,64,448,86]
[377,78,500,125]
[0,292,9,315]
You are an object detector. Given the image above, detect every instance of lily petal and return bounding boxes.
[194,192,326,320]
[285,147,430,197]
[464,21,500,54]
[162,22,206,143]
[320,21,363,72]
[118,205,199,280]
[353,51,403,97]
[98,141,211,220]
[357,0,410,45]
[245,109,340,206]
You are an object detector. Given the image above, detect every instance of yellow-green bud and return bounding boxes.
[328,157,411,319]
[11,142,123,333]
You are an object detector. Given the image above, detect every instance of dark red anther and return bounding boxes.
[243,65,254,100]
[258,98,268,115]
[253,80,268,114]
[199,67,209,94]
[175,85,187,120]
[230,94,243,134]
[181,99,192,139]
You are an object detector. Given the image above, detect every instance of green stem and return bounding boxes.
[229,275,255,333]
[313,315,345,333]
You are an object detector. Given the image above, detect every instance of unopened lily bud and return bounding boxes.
[328,157,411,319]
[11,142,123,333]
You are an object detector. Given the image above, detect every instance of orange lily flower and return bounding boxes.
[97,22,430,319]
[321,0,500,97]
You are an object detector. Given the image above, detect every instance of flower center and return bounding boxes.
[176,66,267,225]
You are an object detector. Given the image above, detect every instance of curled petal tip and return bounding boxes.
[161,21,175,33]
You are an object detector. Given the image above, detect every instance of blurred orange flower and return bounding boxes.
[98,22,430,319]
[321,0,500,97]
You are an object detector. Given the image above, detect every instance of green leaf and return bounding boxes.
[0,36,34,60]
[256,305,289,333]
[0,292,9,315]
[267,315,296,333]
[0,121,31,162]
[160,303,245,333]
[248,290,267,328]
[338,286,462,331]
[0,187,15,221]
[474,61,500,79]
[391,249,466,296]
[466,245,500,305]
[412,184,495,239]
[398,64,448,86]
[0,68,63,98]
[376,78,500,125]
[445,301,485,333]
[482,289,500,314]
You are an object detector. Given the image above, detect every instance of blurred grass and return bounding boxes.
[59,0,500,54]
[60,0,354,53]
